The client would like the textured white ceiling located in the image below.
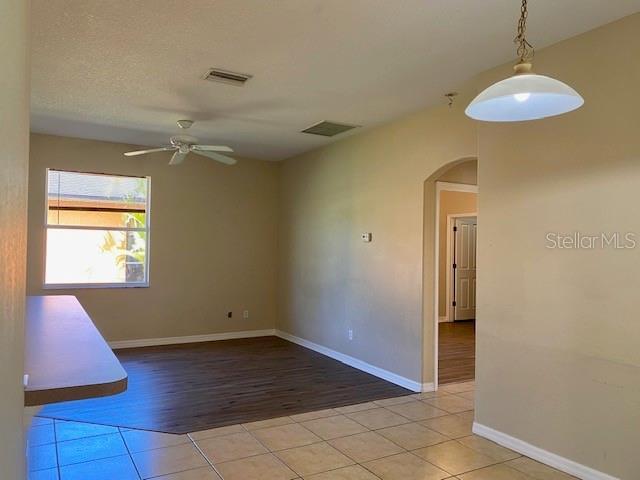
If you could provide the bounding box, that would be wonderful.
[31,0,640,160]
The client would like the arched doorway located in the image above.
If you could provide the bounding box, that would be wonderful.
[422,157,478,390]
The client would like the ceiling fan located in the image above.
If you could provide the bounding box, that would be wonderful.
[124,120,236,166]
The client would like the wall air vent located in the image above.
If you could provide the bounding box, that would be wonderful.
[301,121,360,137]
[203,68,252,86]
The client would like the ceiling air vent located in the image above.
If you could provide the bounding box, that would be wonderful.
[203,68,252,86]
[301,121,360,137]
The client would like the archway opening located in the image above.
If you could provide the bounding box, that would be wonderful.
[422,157,478,390]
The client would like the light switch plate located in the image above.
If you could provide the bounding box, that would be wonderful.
[361,233,372,243]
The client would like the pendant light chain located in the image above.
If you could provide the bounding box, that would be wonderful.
[514,0,535,63]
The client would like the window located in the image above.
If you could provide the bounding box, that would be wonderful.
[45,169,150,287]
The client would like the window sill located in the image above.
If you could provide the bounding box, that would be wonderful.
[42,282,150,290]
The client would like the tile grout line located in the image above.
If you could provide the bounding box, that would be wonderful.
[339,449,408,474]
[39,415,126,431]
[309,461,387,480]
[343,410,411,431]
[189,433,226,479]
[239,420,352,479]
[117,427,143,480]
[404,441,530,478]
[382,404,451,421]
[52,420,125,446]
[54,452,137,470]
[48,424,135,472]
[52,419,61,480]
[239,422,310,478]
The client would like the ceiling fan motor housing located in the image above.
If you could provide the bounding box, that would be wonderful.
[170,134,199,146]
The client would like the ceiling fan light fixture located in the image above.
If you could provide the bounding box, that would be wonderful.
[465,0,584,122]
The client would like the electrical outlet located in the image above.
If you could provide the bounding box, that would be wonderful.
[361,232,372,243]
[243,310,249,319]
[348,329,353,341]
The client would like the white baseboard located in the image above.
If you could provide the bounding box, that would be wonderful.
[109,329,276,349]
[438,316,451,323]
[473,422,619,480]
[421,382,435,392]
[275,329,422,392]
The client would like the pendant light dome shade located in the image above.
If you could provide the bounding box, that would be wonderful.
[464,1,584,122]
[465,70,584,122]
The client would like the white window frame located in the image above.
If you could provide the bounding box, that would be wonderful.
[43,168,152,289]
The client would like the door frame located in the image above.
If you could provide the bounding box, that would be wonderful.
[446,213,478,322]
[433,181,478,390]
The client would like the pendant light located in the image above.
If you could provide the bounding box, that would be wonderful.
[465,0,584,122]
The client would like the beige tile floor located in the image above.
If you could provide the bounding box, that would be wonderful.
[28,381,577,480]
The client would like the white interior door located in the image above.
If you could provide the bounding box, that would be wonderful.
[453,216,477,321]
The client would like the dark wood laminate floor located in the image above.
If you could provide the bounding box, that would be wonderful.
[40,336,411,434]
[438,320,475,385]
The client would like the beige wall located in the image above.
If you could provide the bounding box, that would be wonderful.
[279,12,640,478]
[438,190,477,318]
[27,134,280,342]
[278,97,477,384]
[0,0,29,477]
[474,14,640,478]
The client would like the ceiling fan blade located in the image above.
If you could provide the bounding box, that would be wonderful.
[191,144,234,153]
[124,146,176,157]
[191,149,237,165]
[169,151,188,166]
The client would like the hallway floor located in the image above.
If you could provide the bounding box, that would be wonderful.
[438,320,475,385]
[28,381,576,480]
